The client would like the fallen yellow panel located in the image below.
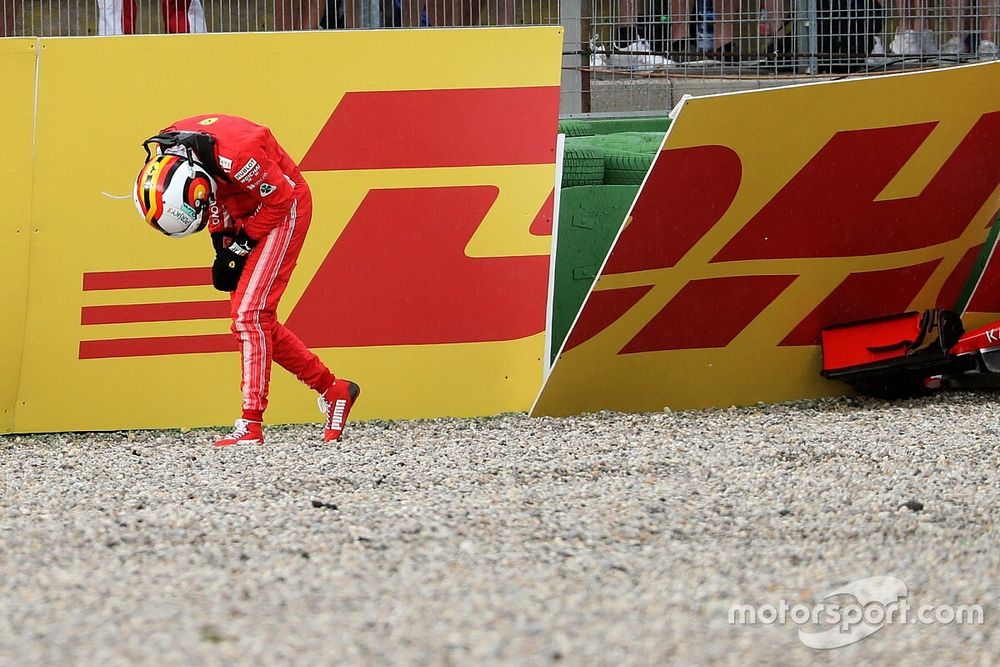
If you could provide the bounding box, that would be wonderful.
[534,62,1000,416]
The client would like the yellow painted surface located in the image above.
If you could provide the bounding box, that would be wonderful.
[0,38,37,432]
[8,27,562,433]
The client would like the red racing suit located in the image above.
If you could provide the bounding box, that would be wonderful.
[164,114,334,421]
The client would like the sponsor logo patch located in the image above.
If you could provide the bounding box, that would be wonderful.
[164,205,194,224]
[234,158,259,183]
[219,156,232,171]
[259,183,276,197]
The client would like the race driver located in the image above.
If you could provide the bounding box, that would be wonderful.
[141,114,360,447]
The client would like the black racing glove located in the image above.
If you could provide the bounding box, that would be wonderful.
[211,230,257,292]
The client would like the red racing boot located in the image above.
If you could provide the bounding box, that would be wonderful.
[214,419,264,447]
[318,380,361,442]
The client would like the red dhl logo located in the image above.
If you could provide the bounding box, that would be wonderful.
[80,87,560,360]
[564,111,1000,354]
[81,103,1000,361]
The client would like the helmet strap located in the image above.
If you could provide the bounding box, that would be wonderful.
[141,131,230,183]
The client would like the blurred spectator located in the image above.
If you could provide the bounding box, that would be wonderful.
[399,0,477,26]
[651,0,693,51]
[390,0,427,25]
[813,0,885,64]
[941,0,997,56]
[97,0,207,34]
[613,0,641,48]
[2,0,14,36]
[648,0,738,55]
[757,0,789,48]
[707,0,739,52]
[481,0,516,25]
[888,0,936,54]
[602,0,674,66]
[276,0,344,30]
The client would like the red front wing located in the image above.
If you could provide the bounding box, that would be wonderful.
[820,309,1000,396]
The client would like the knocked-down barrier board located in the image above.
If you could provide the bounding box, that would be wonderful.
[0,28,563,433]
[534,62,1000,416]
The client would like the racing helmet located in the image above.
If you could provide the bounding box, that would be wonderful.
[133,153,216,238]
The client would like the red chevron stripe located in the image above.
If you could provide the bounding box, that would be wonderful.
[83,267,212,291]
[79,333,235,359]
[81,300,231,325]
[298,87,561,171]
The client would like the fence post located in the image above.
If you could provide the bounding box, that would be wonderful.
[795,0,819,74]
[361,0,382,27]
[561,0,585,114]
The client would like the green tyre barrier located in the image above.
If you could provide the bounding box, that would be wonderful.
[562,145,605,187]
[558,119,595,137]
[575,132,665,154]
[603,152,655,185]
[582,117,671,135]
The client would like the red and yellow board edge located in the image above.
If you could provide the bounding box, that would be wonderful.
[0,38,38,433]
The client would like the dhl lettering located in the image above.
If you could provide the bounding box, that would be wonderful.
[780,261,941,346]
[78,267,232,357]
[88,98,998,361]
[604,145,742,274]
[529,190,555,236]
[81,300,230,326]
[285,186,548,346]
[714,113,1000,261]
[619,275,797,353]
[82,267,210,290]
[79,334,235,360]
[563,286,653,352]
[299,87,560,170]
[80,182,552,358]
[79,86,558,360]
[566,112,1000,353]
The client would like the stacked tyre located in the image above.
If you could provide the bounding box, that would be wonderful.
[560,131,664,186]
[561,141,604,187]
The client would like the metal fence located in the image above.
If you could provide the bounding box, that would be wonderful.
[577,0,998,111]
[2,0,996,113]
[0,0,559,33]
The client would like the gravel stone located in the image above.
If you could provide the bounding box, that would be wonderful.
[2,392,999,665]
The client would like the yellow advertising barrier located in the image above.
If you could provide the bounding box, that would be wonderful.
[534,63,1000,416]
[0,38,37,433]
[6,27,562,433]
